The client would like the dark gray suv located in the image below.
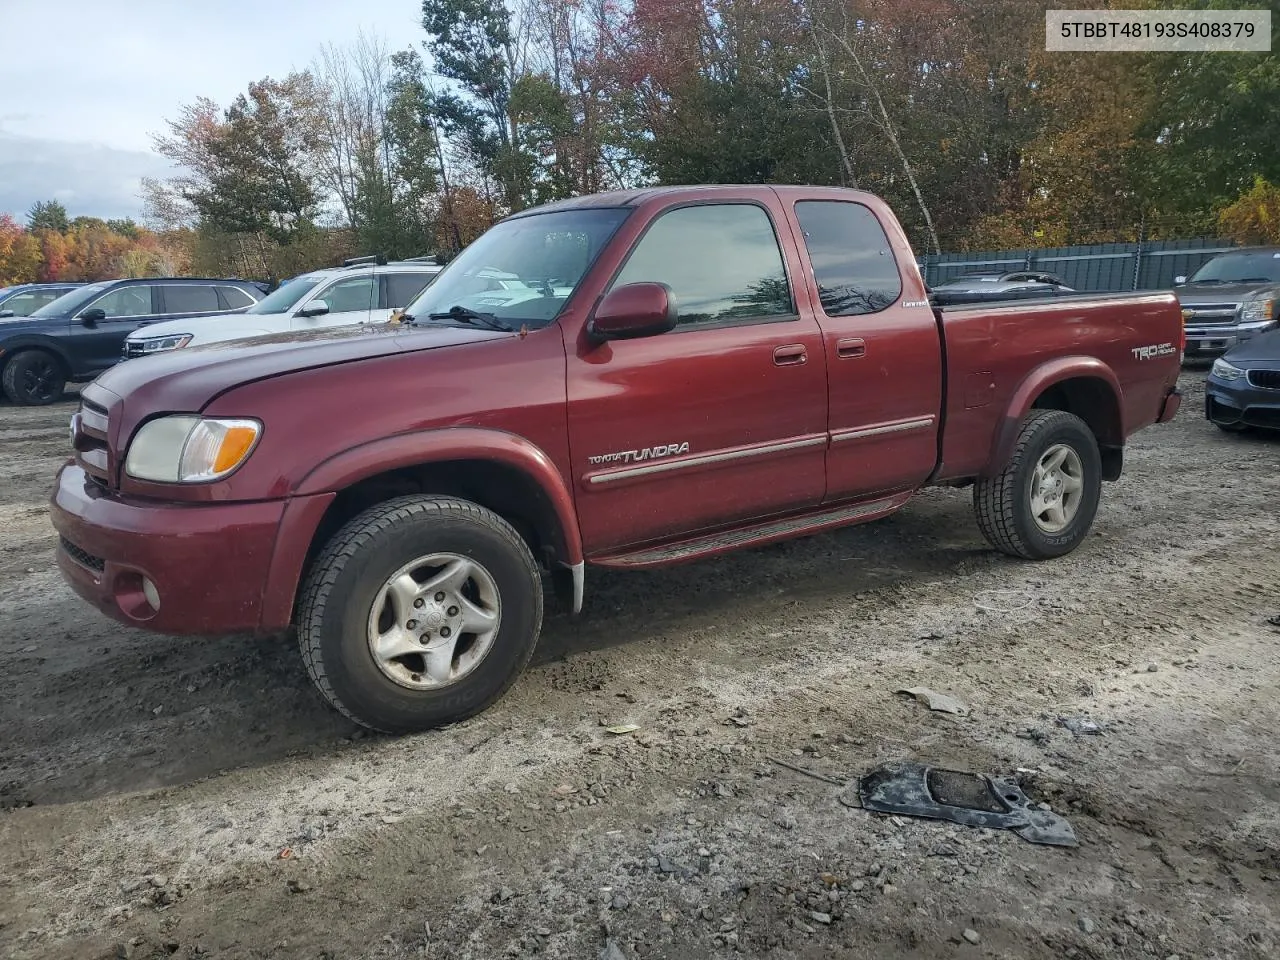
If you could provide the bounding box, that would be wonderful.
[0,277,263,405]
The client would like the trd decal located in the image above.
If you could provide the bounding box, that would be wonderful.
[588,442,690,466]
[1131,342,1176,360]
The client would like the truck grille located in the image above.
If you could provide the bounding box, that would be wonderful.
[1182,303,1239,327]
[59,535,105,573]
[74,397,112,485]
[1248,369,1280,390]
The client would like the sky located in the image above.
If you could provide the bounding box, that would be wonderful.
[0,0,423,223]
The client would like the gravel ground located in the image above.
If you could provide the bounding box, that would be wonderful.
[1,368,1278,960]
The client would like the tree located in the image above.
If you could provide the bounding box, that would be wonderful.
[1136,0,1280,222]
[1218,177,1280,245]
[107,218,141,239]
[421,0,532,209]
[0,215,43,284]
[152,74,328,243]
[26,200,69,234]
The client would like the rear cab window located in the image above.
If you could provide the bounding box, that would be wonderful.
[611,203,795,329]
[794,201,902,316]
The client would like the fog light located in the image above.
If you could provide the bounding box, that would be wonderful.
[142,577,161,612]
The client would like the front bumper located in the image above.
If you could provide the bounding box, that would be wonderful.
[50,463,287,634]
[1184,321,1277,355]
[1205,377,1280,431]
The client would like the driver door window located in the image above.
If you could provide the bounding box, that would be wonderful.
[88,286,155,319]
[611,204,795,329]
[296,276,375,327]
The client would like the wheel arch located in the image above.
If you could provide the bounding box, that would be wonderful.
[261,429,583,631]
[983,358,1124,480]
[0,336,76,380]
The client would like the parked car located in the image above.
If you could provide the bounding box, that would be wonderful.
[52,185,1183,733]
[1175,247,1280,355]
[1204,327,1280,432]
[122,259,442,358]
[928,270,1074,306]
[0,278,263,405]
[0,282,84,318]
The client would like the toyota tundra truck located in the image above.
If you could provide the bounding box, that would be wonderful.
[51,186,1184,733]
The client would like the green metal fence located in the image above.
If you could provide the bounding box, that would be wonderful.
[917,238,1238,292]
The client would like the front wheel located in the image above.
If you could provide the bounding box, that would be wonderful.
[973,410,1102,560]
[296,496,544,733]
[1,350,67,405]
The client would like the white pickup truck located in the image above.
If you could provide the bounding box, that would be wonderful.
[122,259,442,358]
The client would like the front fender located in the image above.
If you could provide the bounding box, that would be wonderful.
[0,334,77,377]
[983,356,1123,477]
[294,426,583,567]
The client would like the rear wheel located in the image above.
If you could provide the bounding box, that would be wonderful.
[1,350,67,405]
[296,495,543,733]
[973,410,1102,560]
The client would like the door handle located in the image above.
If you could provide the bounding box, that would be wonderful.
[837,337,866,359]
[773,344,807,366]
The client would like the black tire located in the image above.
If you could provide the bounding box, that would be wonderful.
[973,410,1102,560]
[296,495,543,733]
[1,350,67,406]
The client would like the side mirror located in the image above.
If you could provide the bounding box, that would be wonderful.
[588,282,677,342]
[1174,275,1187,286]
[80,307,107,325]
[0,309,14,319]
[297,299,330,318]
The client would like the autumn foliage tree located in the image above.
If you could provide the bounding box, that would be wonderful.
[117,0,1280,272]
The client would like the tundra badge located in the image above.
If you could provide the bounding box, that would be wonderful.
[588,442,690,466]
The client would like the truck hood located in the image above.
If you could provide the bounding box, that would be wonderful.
[1225,328,1280,363]
[1176,282,1280,304]
[90,321,511,414]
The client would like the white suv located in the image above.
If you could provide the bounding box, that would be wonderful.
[123,259,442,358]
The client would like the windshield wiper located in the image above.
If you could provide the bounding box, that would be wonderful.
[1232,277,1274,284]
[416,305,515,332]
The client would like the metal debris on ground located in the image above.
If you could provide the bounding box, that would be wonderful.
[896,686,970,716]
[605,724,640,735]
[1058,716,1103,735]
[848,762,1077,847]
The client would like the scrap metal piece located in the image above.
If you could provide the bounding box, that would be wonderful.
[854,762,1077,847]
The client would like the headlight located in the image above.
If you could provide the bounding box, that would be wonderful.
[1211,358,1245,381]
[1239,299,1274,324]
[132,334,194,354]
[124,416,262,483]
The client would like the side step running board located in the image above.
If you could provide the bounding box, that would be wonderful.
[594,492,913,569]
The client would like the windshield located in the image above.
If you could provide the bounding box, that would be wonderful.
[29,282,112,318]
[246,276,324,314]
[1189,251,1280,284]
[402,208,632,329]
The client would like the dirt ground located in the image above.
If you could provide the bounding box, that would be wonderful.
[1,368,1278,960]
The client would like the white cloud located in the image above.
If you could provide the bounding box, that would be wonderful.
[0,0,424,220]
[0,132,175,221]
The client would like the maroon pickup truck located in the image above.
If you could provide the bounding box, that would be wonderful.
[52,186,1183,732]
